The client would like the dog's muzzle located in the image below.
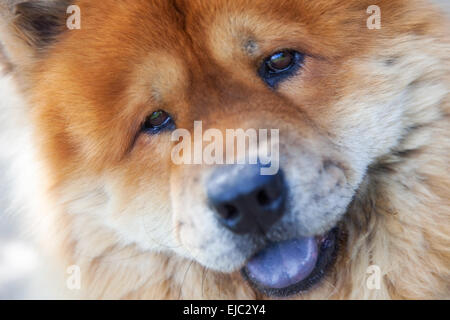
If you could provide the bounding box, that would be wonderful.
[206,163,338,296]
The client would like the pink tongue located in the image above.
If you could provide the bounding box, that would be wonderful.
[245,237,318,289]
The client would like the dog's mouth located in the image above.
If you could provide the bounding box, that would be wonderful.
[242,228,339,297]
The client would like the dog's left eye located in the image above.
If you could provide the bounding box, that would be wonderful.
[142,110,175,134]
[258,50,305,88]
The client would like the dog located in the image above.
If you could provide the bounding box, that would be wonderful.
[0,0,448,299]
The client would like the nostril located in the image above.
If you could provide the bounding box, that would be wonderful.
[221,204,239,220]
[257,189,271,207]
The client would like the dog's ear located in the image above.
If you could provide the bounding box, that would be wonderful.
[0,0,71,68]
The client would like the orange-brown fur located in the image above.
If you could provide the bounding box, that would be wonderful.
[0,0,449,299]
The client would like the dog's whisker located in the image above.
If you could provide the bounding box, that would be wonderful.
[178,259,196,300]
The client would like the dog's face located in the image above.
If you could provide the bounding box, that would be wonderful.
[2,0,446,298]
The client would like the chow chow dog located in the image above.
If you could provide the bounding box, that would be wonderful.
[0,0,448,299]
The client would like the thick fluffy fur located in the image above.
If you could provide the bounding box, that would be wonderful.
[0,0,449,299]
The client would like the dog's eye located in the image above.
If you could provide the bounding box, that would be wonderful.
[258,50,304,88]
[142,110,175,134]
[267,51,295,72]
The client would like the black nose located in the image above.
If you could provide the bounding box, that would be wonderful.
[206,164,286,235]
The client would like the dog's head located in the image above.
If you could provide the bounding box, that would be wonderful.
[1,0,447,298]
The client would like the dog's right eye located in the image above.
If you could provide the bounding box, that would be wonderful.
[142,110,175,134]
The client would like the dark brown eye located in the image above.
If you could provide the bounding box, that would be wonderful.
[266,51,295,72]
[143,110,175,134]
[258,50,305,88]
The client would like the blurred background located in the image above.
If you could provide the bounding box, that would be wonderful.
[0,0,449,300]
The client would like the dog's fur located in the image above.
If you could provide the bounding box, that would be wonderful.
[0,0,449,299]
